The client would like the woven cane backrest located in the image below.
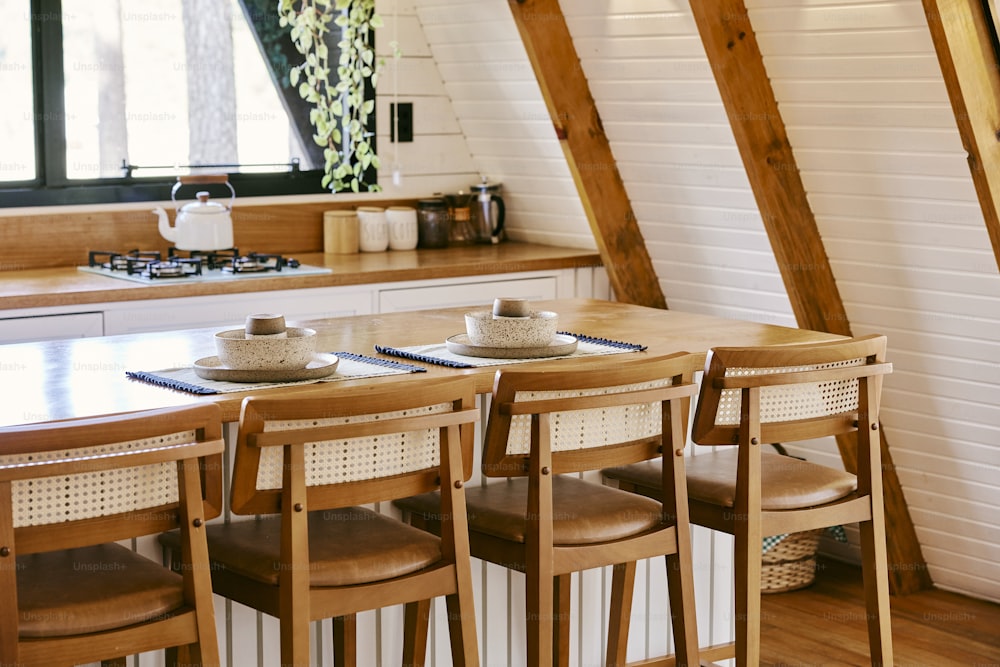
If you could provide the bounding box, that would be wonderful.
[229,377,478,516]
[713,358,864,427]
[483,353,701,477]
[504,380,669,456]
[692,334,890,446]
[0,404,224,553]
[253,403,452,491]
[2,431,192,528]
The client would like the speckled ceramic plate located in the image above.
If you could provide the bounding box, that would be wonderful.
[192,353,339,382]
[445,333,578,359]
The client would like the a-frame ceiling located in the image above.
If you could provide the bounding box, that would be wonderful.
[507,0,1000,596]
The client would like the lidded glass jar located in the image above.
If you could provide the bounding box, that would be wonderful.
[445,191,476,246]
[417,198,450,249]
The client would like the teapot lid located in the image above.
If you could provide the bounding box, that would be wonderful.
[181,191,228,214]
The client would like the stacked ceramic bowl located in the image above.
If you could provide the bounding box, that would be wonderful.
[215,314,317,370]
[464,298,559,349]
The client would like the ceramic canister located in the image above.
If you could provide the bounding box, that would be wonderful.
[323,210,359,254]
[386,206,418,250]
[356,206,389,252]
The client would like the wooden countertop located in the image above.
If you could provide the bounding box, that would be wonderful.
[0,243,602,310]
[0,298,839,427]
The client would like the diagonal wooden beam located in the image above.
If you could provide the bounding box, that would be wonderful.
[922,0,1000,269]
[507,0,666,309]
[689,0,933,594]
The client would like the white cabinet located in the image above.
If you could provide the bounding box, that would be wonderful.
[0,266,606,342]
[378,275,558,312]
[102,286,373,335]
[0,312,104,343]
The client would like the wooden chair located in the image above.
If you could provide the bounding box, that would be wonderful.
[603,334,894,666]
[396,353,703,667]
[0,403,224,667]
[161,377,480,667]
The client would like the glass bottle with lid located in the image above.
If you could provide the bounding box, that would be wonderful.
[444,191,476,245]
[417,198,450,249]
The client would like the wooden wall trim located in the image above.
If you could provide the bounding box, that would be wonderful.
[506,0,666,309]
[0,198,421,270]
[688,0,932,594]
[922,0,1000,269]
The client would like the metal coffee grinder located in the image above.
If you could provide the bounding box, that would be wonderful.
[470,178,505,244]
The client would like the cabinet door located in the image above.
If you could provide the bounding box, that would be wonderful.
[378,276,557,313]
[103,287,373,334]
[0,312,104,343]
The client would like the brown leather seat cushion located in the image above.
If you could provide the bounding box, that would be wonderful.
[161,506,442,587]
[397,475,665,545]
[17,543,184,638]
[604,449,857,511]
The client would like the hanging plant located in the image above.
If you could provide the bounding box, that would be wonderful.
[278,0,384,192]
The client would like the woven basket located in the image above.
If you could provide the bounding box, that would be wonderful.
[760,529,823,594]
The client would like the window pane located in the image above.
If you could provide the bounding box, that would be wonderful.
[61,0,312,181]
[0,1,35,182]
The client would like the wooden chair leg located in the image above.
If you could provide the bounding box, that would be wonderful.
[333,614,357,667]
[553,573,572,667]
[403,599,431,667]
[526,569,555,667]
[444,590,479,667]
[859,518,895,666]
[170,644,201,667]
[606,562,636,667]
[665,552,700,664]
[734,529,762,667]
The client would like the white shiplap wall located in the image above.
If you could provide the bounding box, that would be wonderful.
[373,0,479,197]
[746,0,1000,603]
[413,0,1000,618]
[413,1,596,250]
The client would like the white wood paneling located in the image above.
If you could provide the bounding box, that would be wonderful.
[414,0,1000,614]
[374,0,478,196]
[748,0,1000,598]
[414,0,594,249]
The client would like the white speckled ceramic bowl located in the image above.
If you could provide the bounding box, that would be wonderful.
[215,327,317,370]
[464,310,558,348]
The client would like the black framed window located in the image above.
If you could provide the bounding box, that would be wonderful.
[0,0,372,207]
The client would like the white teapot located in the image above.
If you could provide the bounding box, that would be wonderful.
[153,175,235,250]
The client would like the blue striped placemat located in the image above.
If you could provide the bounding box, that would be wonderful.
[375,332,646,369]
[126,352,424,395]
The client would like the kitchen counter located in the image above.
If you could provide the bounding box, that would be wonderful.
[0,243,601,310]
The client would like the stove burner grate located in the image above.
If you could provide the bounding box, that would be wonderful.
[147,257,204,279]
[87,248,305,280]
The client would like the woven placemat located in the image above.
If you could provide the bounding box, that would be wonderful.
[126,352,424,395]
[374,332,646,369]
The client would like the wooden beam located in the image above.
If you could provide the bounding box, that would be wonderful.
[688,0,933,594]
[688,4,848,337]
[922,0,1000,269]
[506,0,666,309]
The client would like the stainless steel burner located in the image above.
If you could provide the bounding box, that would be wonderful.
[81,248,331,284]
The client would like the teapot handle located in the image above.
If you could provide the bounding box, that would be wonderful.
[171,175,235,209]
[178,174,229,185]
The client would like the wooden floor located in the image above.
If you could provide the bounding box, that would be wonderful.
[754,557,1000,666]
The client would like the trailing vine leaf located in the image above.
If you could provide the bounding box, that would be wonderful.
[278,0,383,193]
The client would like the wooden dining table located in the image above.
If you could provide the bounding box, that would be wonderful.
[0,297,847,665]
[0,298,839,429]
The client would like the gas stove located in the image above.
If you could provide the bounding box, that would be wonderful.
[78,248,332,284]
